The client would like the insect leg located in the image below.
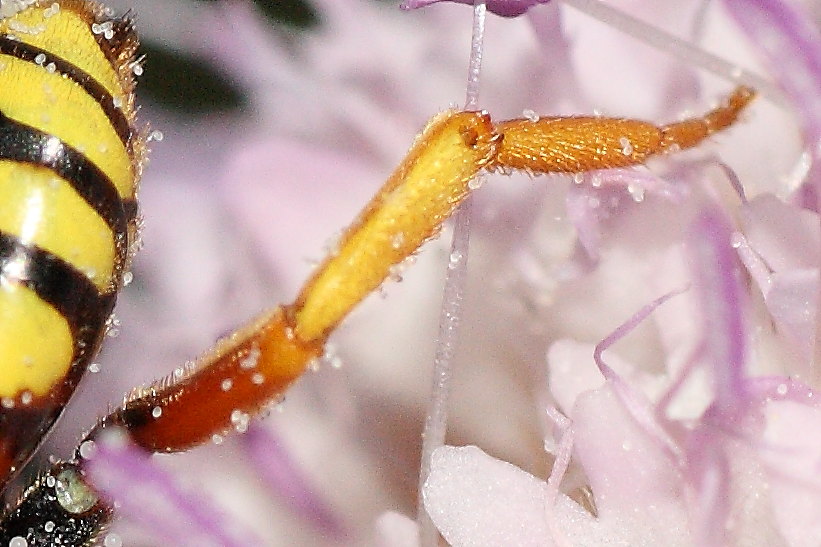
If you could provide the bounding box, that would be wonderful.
[491,86,755,174]
[660,86,755,151]
[92,110,500,452]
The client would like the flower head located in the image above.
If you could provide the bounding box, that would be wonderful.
[35,0,821,545]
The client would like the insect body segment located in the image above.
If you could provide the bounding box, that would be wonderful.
[0,0,140,488]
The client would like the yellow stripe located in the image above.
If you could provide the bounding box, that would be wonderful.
[0,54,134,198]
[0,5,128,100]
[0,161,115,290]
[0,281,73,398]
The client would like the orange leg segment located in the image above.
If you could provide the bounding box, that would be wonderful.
[98,307,323,452]
[92,87,755,453]
[492,86,755,173]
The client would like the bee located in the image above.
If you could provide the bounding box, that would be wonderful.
[0,1,763,545]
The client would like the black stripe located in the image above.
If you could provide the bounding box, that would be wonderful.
[0,36,133,148]
[0,232,115,355]
[122,198,140,225]
[0,112,127,258]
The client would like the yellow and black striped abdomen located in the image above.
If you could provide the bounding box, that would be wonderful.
[0,0,140,485]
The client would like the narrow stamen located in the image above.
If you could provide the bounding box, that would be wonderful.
[417,3,487,546]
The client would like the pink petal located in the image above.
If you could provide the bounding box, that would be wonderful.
[547,339,602,413]
[572,386,689,539]
[741,194,821,272]
[565,169,684,263]
[762,399,821,547]
[424,445,552,545]
[765,269,820,374]
[423,445,597,546]
[738,195,820,374]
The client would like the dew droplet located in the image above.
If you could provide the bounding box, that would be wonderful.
[78,440,96,460]
[626,182,645,203]
[448,251,463,270]
[230,410,250,433]
[391,232,405,250]
[387,263,404,283]
[590,173,603,188]
[239,345,261,370]
[619,136,634,156]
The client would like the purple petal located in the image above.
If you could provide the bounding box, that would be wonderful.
[84,433,262,547]
[722,0,821,192]
[684,430,731,547]
[400,0,551,18]
[722,0,821,129]
[240,424,346,539]
[688,208,747,413]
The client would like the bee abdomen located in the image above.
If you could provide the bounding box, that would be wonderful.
[0,1,141,486]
